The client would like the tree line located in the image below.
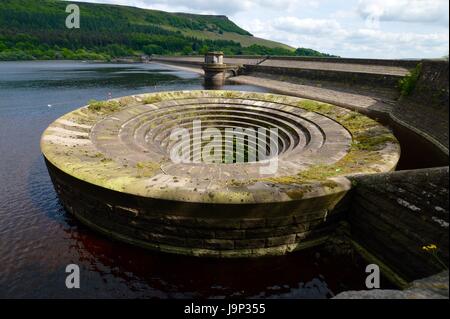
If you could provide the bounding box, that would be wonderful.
[0,0,336,61]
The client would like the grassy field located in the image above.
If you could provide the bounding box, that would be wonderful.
[176,29,294,50]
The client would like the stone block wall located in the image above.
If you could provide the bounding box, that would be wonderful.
[347,167,449,282]
[45,159,345,258]
[408,60,449,109]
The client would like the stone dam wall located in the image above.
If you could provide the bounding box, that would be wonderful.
[152,55,420,68]
[347,167,449,282]
[407,60,449,109]
[391,59,449,158]
[241,64,402,88]
[152,55,419,88]
[46,159,345,258]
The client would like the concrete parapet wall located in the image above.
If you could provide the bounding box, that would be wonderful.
[347,167,449,281]
[242,64,403,88]
[254,56,420,69]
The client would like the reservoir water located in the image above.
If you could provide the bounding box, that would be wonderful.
[0,61,380,298]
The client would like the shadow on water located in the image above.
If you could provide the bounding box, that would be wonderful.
[26,155,68,224]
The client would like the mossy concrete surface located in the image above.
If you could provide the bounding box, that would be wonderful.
[41,90,400,204]
[41,90,400,257]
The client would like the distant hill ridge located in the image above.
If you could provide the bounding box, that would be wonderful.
[0,0,335,61]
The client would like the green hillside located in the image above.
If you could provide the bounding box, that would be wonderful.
[0,0,334,61]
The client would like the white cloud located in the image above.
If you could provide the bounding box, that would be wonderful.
[71,0,449,58]
[153,0,318,14]
[75,0,308,15]
[246,16,449,58]
[149,0,251,15]
[272,17,342,35]
[357,0,449,25]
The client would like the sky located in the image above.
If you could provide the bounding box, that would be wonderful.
[72,0,449,59]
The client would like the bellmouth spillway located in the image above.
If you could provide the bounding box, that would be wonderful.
[41,90,400,257]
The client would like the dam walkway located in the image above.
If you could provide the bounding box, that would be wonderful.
[153,56,448,155]
[152,55,412,77]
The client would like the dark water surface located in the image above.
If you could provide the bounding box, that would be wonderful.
[0,61,376,299]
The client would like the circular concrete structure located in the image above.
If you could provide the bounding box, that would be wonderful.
[41,90,400,257]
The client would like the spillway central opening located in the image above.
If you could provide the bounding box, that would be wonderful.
[138,105,314,164]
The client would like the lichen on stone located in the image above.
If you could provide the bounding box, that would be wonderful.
[42,90,400,203]
[258,99,399,185]
[87,99,121,113]
[143,95,163,104]
[136,161,161,177]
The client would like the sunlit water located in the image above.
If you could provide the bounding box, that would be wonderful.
[0,61,375,298]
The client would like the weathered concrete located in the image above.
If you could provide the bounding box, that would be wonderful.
[254,59,409,76]
[228,75,392,120]
[228,71,449,156]
[203,63,228,86]
[41,90,399,257]
[203,51,226,86]
[242,64,405,88]
[393,60,450,154]
[334,271,449,299]
[141,59,449,286]
[232,59,449,154]
[407,60,449,109]
[348,167,449,281]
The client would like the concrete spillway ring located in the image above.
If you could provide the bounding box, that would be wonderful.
[41,90,400,257]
